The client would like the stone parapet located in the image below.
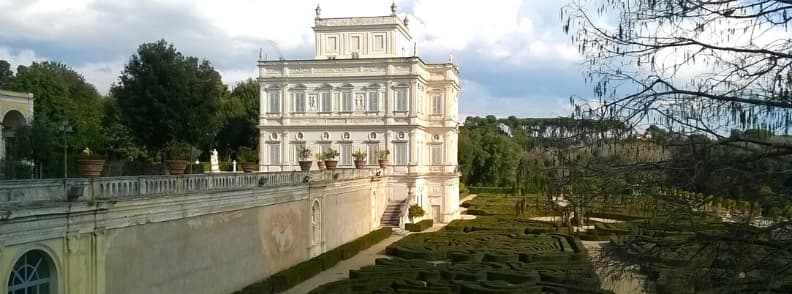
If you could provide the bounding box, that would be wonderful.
[0,169,377,204]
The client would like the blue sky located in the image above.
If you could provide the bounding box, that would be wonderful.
[0,0,590,118]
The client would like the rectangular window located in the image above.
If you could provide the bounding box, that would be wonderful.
[268,92,280,113]
[268,143,281,164]
[394,143,408,165]
[374,35,385,51]
[367,91,379,112]
[342,92,353,112]
[294,92,306,112]
[327,36,338,53]
[340,144,352,166]
[350,36,361,52]
[367,144,379,165]
[395,88,408,111]
[430,145,443,165]
[431,95,443,114]
[321,92,332,112]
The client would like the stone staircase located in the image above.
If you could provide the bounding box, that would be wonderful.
[380,200,404,228]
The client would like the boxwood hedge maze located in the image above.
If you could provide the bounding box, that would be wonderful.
[310,195,614,294]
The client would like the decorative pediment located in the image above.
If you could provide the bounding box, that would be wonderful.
[364,83,381,89]
[291,84,308,90]
[316,83,334,90]
[339,83,355,89]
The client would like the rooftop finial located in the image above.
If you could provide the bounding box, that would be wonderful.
[259,48,264,60]
[315,3,322,19]
[391,0,397,16]
[448,52,454,63]
[403,15,409,27]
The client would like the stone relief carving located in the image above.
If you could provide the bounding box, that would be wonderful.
[355,94,366,110]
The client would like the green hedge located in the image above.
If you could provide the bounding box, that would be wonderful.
[468,186,517,195]
[234,227,392,294]
[405,219,433,232]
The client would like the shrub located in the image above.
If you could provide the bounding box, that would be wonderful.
[405,219,433,232]
[234,227,392,294]
[377,149,390,160]
[236,146,258,163]
[297,145,312,161]
[323,148,339,160]
[352,150,367,161]
[166,141,191,160]
[408,204,425,220]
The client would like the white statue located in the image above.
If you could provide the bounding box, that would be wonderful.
[210,149,220,173]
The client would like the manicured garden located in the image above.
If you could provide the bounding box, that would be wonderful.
[309,194,614,293]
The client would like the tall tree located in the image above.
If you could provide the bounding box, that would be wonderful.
[562,0,792,291]
[9,61,105,178]
[0,60,12,89]
[215,78,260,155]
[112,40,226,157]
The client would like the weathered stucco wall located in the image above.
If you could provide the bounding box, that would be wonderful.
[0,176,389,294]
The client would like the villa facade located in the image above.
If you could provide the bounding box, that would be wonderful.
[256,3,461,222]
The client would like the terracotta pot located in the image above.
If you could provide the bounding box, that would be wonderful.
[378,159,390,168]
[298,160,313,171]
[165,160,189,175]
[324,160,338,170]
[354,160,366,169]
[242,162,258,173]
[316,161,326,170]
[78,159,105,178]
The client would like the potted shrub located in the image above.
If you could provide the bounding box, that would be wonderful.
[297,145,313,171]
[323,148,339,170]
[408,204,425,223]
[237,146,259,173]
[353,150,367,169]
[377,149,390,168]
[77,147,106,178]
[165,141,191,175]
[315,152,326,170]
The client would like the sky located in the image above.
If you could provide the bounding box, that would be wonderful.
[0,0,591,118]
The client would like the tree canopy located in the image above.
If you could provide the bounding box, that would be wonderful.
[112,40,226,155]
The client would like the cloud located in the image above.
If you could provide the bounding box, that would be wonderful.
[0,0,588,118]
[0,46,43,70]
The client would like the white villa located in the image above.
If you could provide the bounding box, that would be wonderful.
[256,2,461,223]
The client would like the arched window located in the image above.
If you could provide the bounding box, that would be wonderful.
[7,250,56,294]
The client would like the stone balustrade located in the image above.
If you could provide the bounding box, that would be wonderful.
[0,169,376,203]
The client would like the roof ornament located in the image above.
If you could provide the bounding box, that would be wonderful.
[391,0,397,16]
[403,15,409,27]
[259,48,264,60]
[448,52,454,63]
[315,3,322,19]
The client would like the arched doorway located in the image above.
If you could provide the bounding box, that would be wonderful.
[6,250,57,294]
[2,110,27,160]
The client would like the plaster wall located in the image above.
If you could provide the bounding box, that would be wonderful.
[0,177,386,294]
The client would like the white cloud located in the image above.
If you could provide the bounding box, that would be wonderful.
[0,0,585,117]
[460,79,569,118]
[0,47,43,71]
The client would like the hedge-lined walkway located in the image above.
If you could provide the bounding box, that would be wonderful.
[284,195,477,294]
[283,225,446,294]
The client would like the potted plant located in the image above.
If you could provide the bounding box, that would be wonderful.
[165,141,191,175]
[297,145,313,171]
[353,150,367,169]
[315,152,326,170]
[323,148,339,170]
[77,147,106,178]
[237,146,259,173]
[408,204,425,223]
[377,149,390,168]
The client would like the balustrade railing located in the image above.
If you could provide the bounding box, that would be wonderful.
[0,169,376,203]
